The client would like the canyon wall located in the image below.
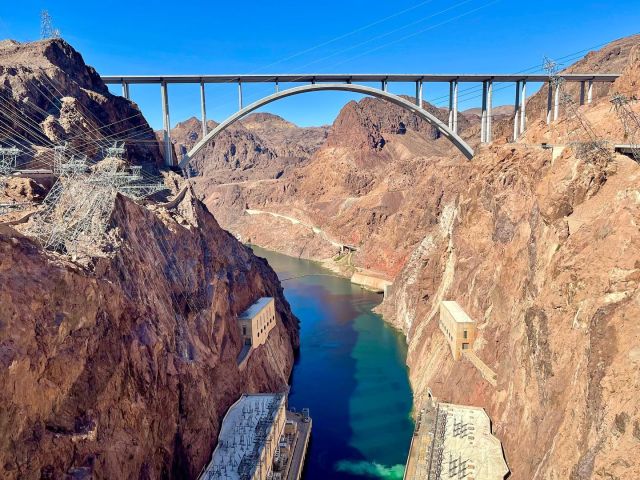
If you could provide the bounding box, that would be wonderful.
[378,37,640,479]
[0,39,299,479]
[193,96,482,276]
[0,189,299,479]
[185,34,640,478]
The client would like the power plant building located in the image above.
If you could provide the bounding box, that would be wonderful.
[439,301,477,360]
[200,393,286,480]
[199,393,312,480]
[239,297,276,348]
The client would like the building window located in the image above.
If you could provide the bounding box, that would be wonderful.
[242,326,247,335]
[462,343,469,350]
[463,330,468,339]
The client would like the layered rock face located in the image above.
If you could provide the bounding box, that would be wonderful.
[0,38,298,480]
[196,97,480,276]
[0,190,299,479]
[168,114,328,188]
[186,34,640,478]
[377,40,640,478]
[0,39,162,167]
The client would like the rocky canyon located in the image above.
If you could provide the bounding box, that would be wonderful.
[0,39,299,479]
[176,34,640,479]
[0,24,639,480]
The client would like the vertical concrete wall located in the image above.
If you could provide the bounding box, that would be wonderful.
[239,297,276,348]
[439,301,476,360]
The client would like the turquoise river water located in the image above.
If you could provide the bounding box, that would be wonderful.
[252,247,414,480]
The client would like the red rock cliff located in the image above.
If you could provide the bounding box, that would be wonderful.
[0,190,299,479]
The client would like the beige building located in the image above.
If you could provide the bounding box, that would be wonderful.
[239,297,276,348]
[404,397,509,480]
[200,393,287,480]
[439,300,476,360]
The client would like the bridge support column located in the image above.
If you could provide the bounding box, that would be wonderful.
[553,81,560,121]
[486,79,493,143]
[238,81,243,110]
[587,79,593,104]
[381,79,388,92]
[448,81,454,129]
[200,80,207,138]
[481,81,487,143]
[579,81,586,106]
[416,80,423,107]
[452,80,458,134]
[546,81,553,125]
[161,81,173,166]
[520,80,527,134]
[513,81,520,141]
[275,79,279,93]
[121,81,130,100]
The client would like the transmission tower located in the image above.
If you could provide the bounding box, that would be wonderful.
[544,56,611,163]
[611,93,640,163]
[0,147,25,216]
[26,142,166,257]
[40,10,61,39]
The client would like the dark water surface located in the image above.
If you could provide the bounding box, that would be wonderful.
[252,247,414,480]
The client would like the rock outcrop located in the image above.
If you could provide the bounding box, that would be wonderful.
[167,115,329,187]
[0,38,298,480]
[196,96,479,275]
[0,39,163,167]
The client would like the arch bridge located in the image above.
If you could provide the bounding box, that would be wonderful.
[101,73,620,167]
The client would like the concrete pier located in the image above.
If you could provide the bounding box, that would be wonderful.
[520,80,527,133]
[452,80,459,133]
[554,81,560,121]
[200,81,207,137]
[121,81,130,100]
[160,81,172,166]
[513,81,520,141]
[481,81,487,142]
[546,81,553,124]
[486,79,493,142]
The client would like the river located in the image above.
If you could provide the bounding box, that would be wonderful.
[251,246,414,480]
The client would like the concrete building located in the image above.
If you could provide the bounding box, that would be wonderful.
[439,301,476,360]
[199,394,312,480]
[201,393,286,480]
[239,297,276,348]
[404,396,509,480]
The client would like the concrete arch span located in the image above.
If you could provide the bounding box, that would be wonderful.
[178,83,474,169]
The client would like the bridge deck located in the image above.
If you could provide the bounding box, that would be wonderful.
[102,73,620,84]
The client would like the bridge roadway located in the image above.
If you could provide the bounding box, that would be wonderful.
[101,72,620,166]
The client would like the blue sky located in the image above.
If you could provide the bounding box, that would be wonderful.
[0,1,638,129]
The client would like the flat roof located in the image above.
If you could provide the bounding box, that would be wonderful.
[239,297,274,320]
[441,300,475,324]
[439,403,509,480]
[101,73,620,85]
[200,393,285,480]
